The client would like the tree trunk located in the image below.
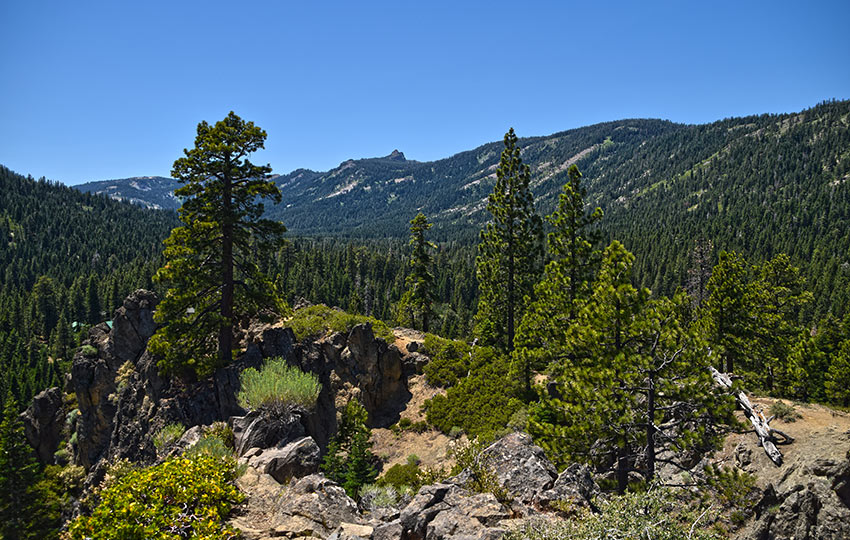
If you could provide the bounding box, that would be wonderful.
[645,372,656,483]
[616,445,629,495]
[219,167,234,369]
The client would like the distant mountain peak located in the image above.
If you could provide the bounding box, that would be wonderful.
[386,149,406,161]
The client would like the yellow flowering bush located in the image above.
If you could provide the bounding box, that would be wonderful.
[69,454,244,539]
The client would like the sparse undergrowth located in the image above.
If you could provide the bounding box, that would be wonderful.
[152,422,185,451]
[504,487,721,540]
[288,304,395,342]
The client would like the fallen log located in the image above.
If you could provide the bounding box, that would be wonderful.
[708,366,792,466]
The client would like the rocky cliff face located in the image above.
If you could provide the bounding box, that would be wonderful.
[66,291,411,482]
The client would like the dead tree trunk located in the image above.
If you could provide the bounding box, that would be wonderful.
[708,366,792,466]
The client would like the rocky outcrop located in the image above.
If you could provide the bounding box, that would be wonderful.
[72,289,158,469]
[398,483,511,540]
[244,437,321,484]
[537,463,600,513]
[21,386,65,464]
[482,432,558,505]
[748,454,850,540]
[270,474,364,538]
[232,409,307,457]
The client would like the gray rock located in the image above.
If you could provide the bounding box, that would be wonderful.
[372,520,403,540]
[21,386,65,464]
[271,474,363,538]
[538,463,600,512]
[399,483,510,540]
[482,432,557,504]
[72,290,158,470]
[747,451,850,540]
[232,409,306,456]
[327,522,374,540]
[247,436,320,484]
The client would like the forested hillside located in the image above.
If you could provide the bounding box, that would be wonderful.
[0,167,177,410]
[78,101,850,319]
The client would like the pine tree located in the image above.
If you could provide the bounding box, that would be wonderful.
[474,128,543,351]
[0,396,58,539]
[149,112,287,376]
[85,274,101,324]
[515,164,602,394]
[320,399,377,499]
[529,242,735,493]
[825,340,850,406]
[402,213,436,332]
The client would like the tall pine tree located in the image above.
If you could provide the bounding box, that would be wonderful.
[515,164,602,393]
[474,128,543,351]
[399,213,436,332]
[149,112,287,376]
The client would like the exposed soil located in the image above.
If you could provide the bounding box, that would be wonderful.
[713,396,850,488]
[370,373,454,471]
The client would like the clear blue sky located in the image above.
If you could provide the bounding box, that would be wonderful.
[1,1,848,185]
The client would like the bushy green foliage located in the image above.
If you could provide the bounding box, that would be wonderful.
[321,399,378,499]
[80,344,98,357]
[421,334,471,387]
[0,397,60,539]
[152,422,185,450]
[504,487,720,540]
[377,455,427,492]
[288,304,395,342]
[185,435,233,461]
[703,464,758,513]
[206,421,235,450]
[69,454,244,540]
[425,347,522,440]
[237,357,321,415]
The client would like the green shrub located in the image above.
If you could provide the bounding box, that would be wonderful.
[185,435,233,461]
[422,334,471,387]
[206,421,235,450]
[80,344,98,357]
[768,400,802,422]
[378,461,423,491]
[703,464,758,513]
[69,454,244,540]
[425,348,522,440]
[448,426,464,439]
[359,484,401,510]
[237,357,321,415]
[503,488,721,540]
[152,422,185,450]
[288,304,394,342]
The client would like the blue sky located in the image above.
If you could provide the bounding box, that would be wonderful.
[1,1,848,185]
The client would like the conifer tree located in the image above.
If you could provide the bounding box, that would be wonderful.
[320,399,377,498]
[85,274,101,324]
[474,128,543,351]
[529,242,735,493]
[400,213,436,332]
[515,164,602,393]
[0,396,58,539]
[149,112,287,376]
